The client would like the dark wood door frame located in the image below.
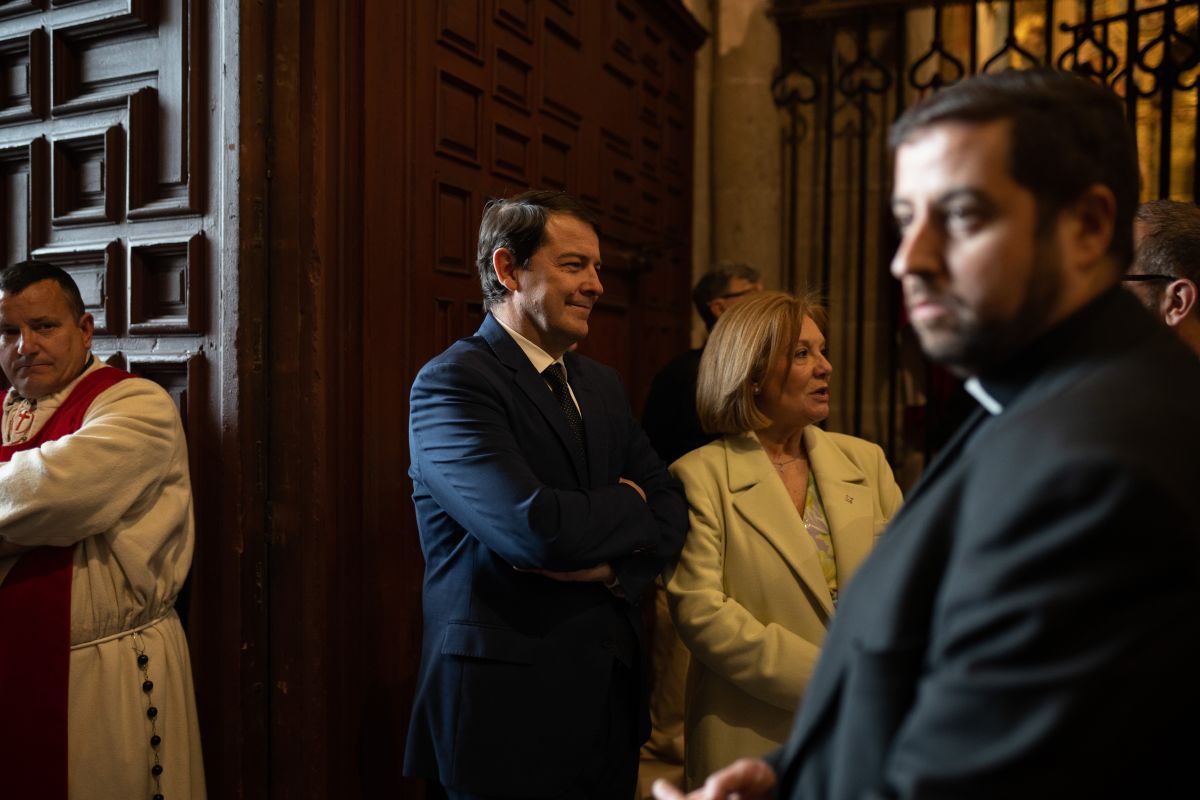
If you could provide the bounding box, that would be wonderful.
[239,0,394,796]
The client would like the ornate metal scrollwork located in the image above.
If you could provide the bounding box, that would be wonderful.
[1057,1,1121,80]
[909,2,965,90]
[839,17,893,98]
[772,54,821,110]
[981,0,1042,73]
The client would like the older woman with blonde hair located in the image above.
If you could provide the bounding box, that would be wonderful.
[666,290,902,788]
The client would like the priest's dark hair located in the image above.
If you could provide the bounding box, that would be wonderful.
[889,68,1139,271]
[0,260,87,320]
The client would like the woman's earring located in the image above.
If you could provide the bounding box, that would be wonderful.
[752,384,760,395]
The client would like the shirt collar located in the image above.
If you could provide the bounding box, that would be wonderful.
[493,315,565,376]
[968,287,1138,416]
[964,377,1004,415]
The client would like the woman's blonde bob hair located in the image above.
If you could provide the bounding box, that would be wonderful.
[696,290,827,435]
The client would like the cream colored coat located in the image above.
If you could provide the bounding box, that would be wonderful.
[666,427,902,789]
[0,360,205,799]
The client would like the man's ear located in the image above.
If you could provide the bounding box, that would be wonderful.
[1063,183,1117,273]
[1164,278,1198,327]
[492,248,520,293]
[78,312,94,349]
[708,297,727,321]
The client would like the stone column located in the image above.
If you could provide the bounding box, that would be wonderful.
[684,0,782,345]
[710,0,783,287]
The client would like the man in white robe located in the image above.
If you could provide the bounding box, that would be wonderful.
[0,260,206,800]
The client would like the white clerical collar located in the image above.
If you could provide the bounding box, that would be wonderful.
[964,377,1004,416]
[494,315,567,376]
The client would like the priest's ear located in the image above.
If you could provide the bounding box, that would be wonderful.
[77,312,94,349]
[492,247,521,294]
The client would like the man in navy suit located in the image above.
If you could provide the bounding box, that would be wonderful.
[656,70,1200,800]
[405,190,688,798]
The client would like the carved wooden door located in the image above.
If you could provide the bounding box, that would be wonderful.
[410,0,704,398]
[0,0,206,394]
[0,1,239,791]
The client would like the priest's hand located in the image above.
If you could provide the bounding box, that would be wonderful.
[652,758,777,800]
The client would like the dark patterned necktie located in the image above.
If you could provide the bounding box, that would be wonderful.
[542,363,586,454]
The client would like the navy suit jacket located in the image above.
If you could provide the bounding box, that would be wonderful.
[767,289,1200,799]
[403,313,688,796]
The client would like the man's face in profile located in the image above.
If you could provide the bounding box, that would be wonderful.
[504,212,604,356]
[889,119,1066,375]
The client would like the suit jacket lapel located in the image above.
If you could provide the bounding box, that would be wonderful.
[804,427,874,582]
[726,432,835,618]
[480,316,589,482]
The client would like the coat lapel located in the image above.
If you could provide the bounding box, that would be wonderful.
[480,315,589,482]
[781,409,989,770]
[804,427,875,583]
[725,432,835,618]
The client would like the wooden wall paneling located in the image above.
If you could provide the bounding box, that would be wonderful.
[128,0,202,217]
[0,1,43,20]
[435,68,484,169]
[408,2,438,376]
[608,1,639,69]
[31,239,120,333]
[489,29,535,193]
[51,125,122,225]
[257,0,388,796]
[494,45,533,116]
[227,0,271,793]
[434,178,476,279]
[638,2,705,412]
[496,0,534,43]
[363,0,421,794]
[438,0,485,65]
[540,12,582,130]
[125,350,200,434]
[323,0,369,790]
[546,0,582,45]
[127,233,203,334]
[585,250,633,377]
[429,0,489,355]
[46,1,198,217]
[0,27,47,122]
[538,115,575,191]
[573,120,602,209]
[265,0,343,795]
[49,4,160,114]
[0,137,46,264]
[591,0,631,372]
